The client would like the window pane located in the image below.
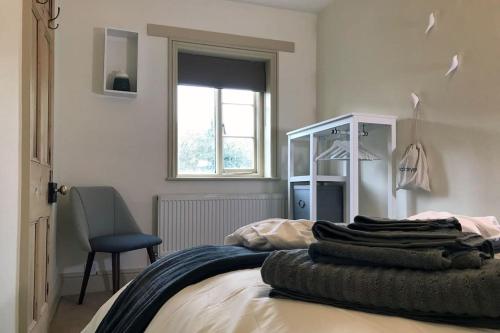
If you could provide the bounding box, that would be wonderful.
[222,89,255,105]
[177,85,216,174]
[223,138,255,170]
[222,105,255,137]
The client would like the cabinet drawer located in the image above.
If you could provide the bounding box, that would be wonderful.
[293,186,310,220]
[292,184,344,222]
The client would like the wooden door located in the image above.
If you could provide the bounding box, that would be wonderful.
[24,1,56,332]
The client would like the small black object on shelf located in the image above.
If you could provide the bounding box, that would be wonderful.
[112,71,131,92]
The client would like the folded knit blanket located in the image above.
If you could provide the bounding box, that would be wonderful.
[261,249,500,328]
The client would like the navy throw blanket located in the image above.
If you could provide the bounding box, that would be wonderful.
[96,245,270,333]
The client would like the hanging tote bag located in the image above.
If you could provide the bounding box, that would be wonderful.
[397,142,431,192]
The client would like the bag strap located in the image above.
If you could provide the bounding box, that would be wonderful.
[403,143,415,156]
[413,105,421,142]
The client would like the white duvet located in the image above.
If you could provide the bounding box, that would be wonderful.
[84,263,500,333]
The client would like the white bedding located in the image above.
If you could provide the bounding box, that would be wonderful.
[224,218,315,250]
[408,211,500,239]
[84,262,500,333]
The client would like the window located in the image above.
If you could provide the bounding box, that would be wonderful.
[177,86,262,175]
[168,41,277,179]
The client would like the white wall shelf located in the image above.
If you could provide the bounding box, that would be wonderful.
[317,175,347,183]
[103,27,138,97]
[290,175,347,183]
[287,113,397,223]
[289,176,311,183]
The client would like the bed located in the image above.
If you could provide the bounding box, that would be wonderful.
[83,255,500,333]
[83,216,500,333]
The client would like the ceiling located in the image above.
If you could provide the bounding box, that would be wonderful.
[228,0,332,13]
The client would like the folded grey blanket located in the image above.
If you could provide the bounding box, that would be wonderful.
[311,219,494,270]
[261,249,500,328]
[309,241,491,270]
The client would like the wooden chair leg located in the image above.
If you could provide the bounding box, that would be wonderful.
[112,252,120,293]
[147,247,156,264]
[78,251,95,304]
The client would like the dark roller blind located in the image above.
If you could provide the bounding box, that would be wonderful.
[178,52,267,92]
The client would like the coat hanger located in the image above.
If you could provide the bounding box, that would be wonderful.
[315,127,380,161]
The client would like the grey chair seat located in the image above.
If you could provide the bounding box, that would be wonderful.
[90,233,162,253]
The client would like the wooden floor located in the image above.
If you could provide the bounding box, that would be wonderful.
[49,292,111,333]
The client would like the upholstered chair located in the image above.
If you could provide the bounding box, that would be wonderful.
[69,186,162,304]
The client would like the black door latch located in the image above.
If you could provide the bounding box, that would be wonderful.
[48,182,68,204]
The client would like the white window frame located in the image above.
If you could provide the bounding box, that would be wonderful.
[167,41,278,180]
[218,89,262,176]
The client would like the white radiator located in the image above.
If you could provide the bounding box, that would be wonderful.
[157,193,286,256]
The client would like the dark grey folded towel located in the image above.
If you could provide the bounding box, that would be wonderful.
[311,219,494,270]
[313,220,464,248]
[313,220,493,250]
[351,216,462,232]
[261,249,500,328]
[309,241,491,270]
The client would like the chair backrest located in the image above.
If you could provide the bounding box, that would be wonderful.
[69,186,141,251]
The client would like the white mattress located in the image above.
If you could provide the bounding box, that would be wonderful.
[83,264,500,333]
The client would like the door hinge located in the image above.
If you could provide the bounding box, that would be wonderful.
[46,282,49,297]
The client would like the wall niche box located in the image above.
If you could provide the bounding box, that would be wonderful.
[103,28,138,97]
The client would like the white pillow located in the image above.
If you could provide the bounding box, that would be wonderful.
[224,218,315,250]
[408,211,500,239]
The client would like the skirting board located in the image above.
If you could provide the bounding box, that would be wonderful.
[60,268,144,296]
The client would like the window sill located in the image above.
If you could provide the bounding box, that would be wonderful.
[166,176,281,181]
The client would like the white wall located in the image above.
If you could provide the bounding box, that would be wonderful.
[317,0,500,218]
[55,0,317,276]
[0,0,22,331]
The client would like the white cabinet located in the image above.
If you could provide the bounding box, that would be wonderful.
[287,113,397,223]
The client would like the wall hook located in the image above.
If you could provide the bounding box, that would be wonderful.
[48,6,60,30]
[35,0,49,4]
